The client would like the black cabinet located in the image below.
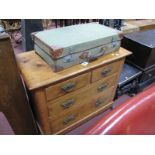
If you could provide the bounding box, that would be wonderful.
[122,30,155,71]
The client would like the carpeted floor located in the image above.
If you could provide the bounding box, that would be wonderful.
[0,112,14,135]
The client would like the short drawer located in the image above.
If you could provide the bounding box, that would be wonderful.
[45,72,91,101]
[47,73,117,119]
[49,86,115,134]
[87,86,115,113]
[92,60,121,82]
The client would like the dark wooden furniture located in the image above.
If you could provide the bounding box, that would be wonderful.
[0,33,38,134]
[122,30,155,71]
[122,30,155,90]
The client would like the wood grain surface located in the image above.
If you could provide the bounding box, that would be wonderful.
[51,101,113,135]
[16,45,131,134]
[92,60,122,82]
[45,72,91,101]
[47,74,117,119]
[16,47,131,90]
[0,34,38,134]
[128,19,155,31]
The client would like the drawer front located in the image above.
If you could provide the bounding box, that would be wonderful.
[49,87,115,134]
[86,86,115,113]
[47,73,117,119]
[92,60,121,82]
[45,72,91,101]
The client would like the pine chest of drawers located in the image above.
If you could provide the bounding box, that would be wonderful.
[16,47,131,134]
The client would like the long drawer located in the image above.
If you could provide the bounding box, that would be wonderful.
[49,86,115,133]
[45,72,91,101]
[47,73,117,119]
[92,60,121,82]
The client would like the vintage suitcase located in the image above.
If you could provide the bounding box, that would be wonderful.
[121,30,155,71]
[32,23,122,72]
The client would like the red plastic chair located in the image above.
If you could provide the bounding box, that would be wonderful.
[84,85,155,135]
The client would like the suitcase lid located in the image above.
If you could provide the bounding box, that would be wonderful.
[124,30,155,48]
[32,23,122,59]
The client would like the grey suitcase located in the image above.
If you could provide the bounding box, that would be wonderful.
[32,23,122,72]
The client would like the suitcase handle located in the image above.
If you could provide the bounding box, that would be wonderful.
[63,114,75,124]
[61,82,76,93]
[87,47,107,62]
[61,99,75,109]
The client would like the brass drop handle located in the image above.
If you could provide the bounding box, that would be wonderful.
[95,99,103,107]
[97,83,107,92]
[63,114,75,124]
[101,68,112,77]
[61,99,75,109]
[61,82,76,93]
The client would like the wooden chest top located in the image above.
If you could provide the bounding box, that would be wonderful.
[16,47,131,90]
[127,19,155,31]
